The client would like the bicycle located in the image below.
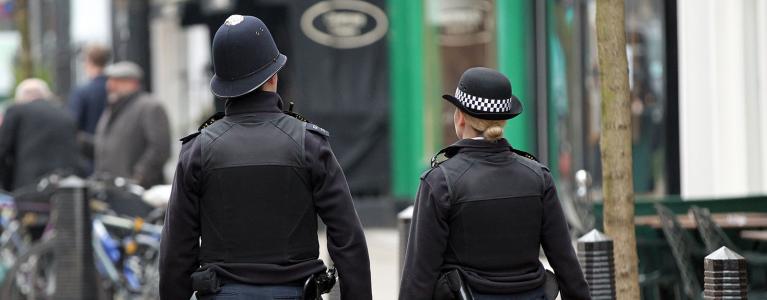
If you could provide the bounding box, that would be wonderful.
[0,175,168,300]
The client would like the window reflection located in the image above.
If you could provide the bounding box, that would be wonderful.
[547,0,670,201]
[428,0,497,146]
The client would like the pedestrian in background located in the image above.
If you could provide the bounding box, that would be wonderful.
[159,15,372,300]
[69,44,111,174]
[0,78,80,191]
[94,61,170,188]
[399,68,590,300]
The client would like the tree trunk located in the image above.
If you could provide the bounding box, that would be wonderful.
[596,0,640,299]
[14,0,33,80]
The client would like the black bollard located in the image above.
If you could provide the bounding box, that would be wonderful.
[577,229,616,300]
[704,246,748,300]
[53,176,97,300]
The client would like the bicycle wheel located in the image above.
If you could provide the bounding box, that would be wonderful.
[139,254,160,300]
[0,237,56,300]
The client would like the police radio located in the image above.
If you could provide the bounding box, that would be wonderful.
[302,266,337,300]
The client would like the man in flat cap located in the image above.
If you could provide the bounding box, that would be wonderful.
[159,15,372,300]
[94,61,170,188]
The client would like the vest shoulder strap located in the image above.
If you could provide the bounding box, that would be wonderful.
[180,112,225,144]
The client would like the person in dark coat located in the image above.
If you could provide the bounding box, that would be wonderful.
[159,15,372,300]
[69,44,110,135]
[69,44,110,174]
[399,68,590,300]
[94,61,170,188]
[0,79,80,191]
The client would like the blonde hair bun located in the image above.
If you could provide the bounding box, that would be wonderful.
[464,114,507,141]
[483,126,504,141]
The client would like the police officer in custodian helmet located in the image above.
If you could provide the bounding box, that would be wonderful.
[399,68,590,300]
[159,15,372,300]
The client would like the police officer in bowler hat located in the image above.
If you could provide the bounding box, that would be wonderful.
[159,15,372,300]
[399,67,590,299]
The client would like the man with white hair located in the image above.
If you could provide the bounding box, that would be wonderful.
[0,78,80,190]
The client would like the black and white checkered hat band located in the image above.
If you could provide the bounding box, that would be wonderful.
[454,88,513,113]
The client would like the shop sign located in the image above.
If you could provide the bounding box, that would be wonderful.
[436,0,494,47]
[301,0,389,49]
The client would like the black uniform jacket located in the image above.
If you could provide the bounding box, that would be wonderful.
[399,138,590,300]
[159,91,372,300]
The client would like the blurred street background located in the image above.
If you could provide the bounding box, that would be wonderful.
[0,0,766,299]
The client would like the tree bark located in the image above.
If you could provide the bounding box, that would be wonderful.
[596,0,640,299]
[14,0,33,80]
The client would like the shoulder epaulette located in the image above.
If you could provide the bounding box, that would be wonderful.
[511,148,539,162]
[306,123,330,137]
[198,112,225,131]
[180,112,224,144]
[430,145,461,168]
[430,151,448,168]
[422,151,446,179]
[179,132,200,144]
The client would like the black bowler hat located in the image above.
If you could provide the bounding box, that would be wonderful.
[443,67,523,120]
[210,15,287,98]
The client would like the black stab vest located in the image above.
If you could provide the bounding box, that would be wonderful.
[197,114,318,264]
[438,149,546,275]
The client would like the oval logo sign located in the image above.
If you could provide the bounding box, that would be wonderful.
[436,1,494,47]
[301,0,389,49]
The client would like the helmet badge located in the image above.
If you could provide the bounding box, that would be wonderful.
[225,15,245,26]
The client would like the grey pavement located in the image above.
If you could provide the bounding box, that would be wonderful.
[320,228,400,299]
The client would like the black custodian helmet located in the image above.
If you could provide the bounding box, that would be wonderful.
[210,15,287,98]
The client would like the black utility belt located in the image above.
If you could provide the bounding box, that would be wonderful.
[191,267,336,300]
[434,269,560,300]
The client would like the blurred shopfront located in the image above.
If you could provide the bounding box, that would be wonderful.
[128,0,767,203]
[543,0,678,198]
[389,0,680,203]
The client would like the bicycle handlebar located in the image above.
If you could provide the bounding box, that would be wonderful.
[94,214,163,236]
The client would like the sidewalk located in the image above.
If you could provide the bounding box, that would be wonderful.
[320,228,400,299]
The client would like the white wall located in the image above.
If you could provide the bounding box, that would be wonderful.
[756,0,767,195]
[69,0,111,86]
[678,0,767,198]
[149,4,213,181]
[70,0,111,45]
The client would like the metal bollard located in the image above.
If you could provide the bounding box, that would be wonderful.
[398,205,413,277]
[577,229,616,300]
[704,247,748,299]
[53,176,97,300]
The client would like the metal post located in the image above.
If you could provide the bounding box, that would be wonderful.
[54,0,72,99]
[496,0,537,153]
[704,247,748,300]
[112,0,152,91]
[53,176,97,300]
[388,0,426,200]
[398,205,413,277]
[577,229,616,300]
